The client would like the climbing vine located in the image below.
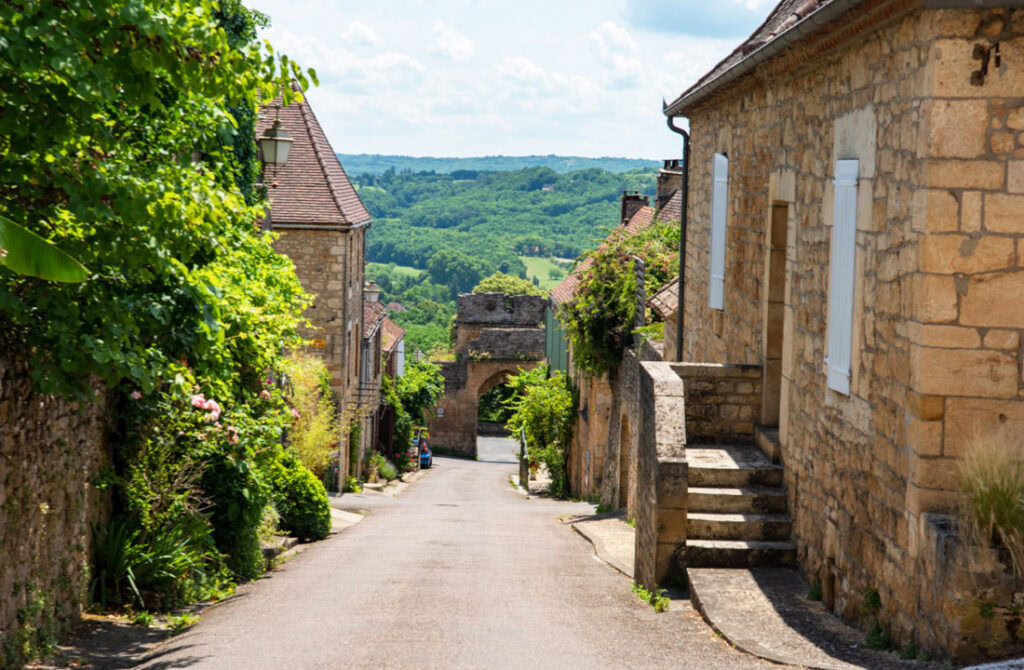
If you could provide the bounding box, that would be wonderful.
[558,218,679,374]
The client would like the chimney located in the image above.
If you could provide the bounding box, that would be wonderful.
[657,159,683,210]
[620,191,649,225]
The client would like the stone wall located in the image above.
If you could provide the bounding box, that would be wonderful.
[678,5,1024,660]
[0,355,111,664]
[466,328,545,361]
[674,363,762,443]
[455,293,546,326]
[631,362,687,591]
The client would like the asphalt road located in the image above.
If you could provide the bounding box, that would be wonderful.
[137,437,779,670]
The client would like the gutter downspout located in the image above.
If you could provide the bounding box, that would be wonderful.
[666,114,689,363]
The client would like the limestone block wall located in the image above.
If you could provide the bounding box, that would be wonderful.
[273,226,365,485]
[0,356,111,659]
[678,5,1024,660]
[673,363,762,443]
[631,361,687,591]
[466,328,545,361]
[455,293,546,327]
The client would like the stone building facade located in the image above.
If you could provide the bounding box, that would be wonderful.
[257,95,373,485]
[661,0,1024,661]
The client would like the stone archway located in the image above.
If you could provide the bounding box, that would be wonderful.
[427,293,546,458]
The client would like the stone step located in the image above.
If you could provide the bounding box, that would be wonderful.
[688,487,788,514]
[755,425,781,463]
[685,539,796,567]
[688,512,792,541]
[687,444,783,487]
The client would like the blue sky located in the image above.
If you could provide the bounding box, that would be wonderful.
[247,1,773,159]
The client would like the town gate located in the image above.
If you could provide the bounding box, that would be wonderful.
[428,293,546,457]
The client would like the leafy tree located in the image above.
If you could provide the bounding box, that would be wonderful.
[473,272,543,296]
[383,360,445,451]
[505,365,575,498]
[427,249,488,298]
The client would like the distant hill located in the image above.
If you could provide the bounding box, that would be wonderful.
[337,153,659,175]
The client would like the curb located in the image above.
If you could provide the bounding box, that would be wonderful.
[568,522,634,579]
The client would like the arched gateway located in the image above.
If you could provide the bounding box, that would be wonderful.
[427,293,546,458]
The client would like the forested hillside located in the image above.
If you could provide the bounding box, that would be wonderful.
[358,165,657,354]
[339,153,658,175]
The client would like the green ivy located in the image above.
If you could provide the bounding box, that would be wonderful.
[559,218,679,374]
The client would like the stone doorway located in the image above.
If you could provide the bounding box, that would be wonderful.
[761,202,788,426]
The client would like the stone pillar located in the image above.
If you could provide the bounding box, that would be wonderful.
[633,361,688,589]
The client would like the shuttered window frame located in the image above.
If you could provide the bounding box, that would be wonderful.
[709,153,728,310]
[826,158,859,395]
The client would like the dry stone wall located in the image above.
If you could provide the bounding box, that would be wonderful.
[679,5,1024,661]
[0,355,111,664]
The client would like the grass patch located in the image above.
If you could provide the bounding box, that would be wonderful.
[959,428,1024,582]
[367,261,422,280]
[519,256,567,291]
[595,502,612,514]
[631,581,669,613]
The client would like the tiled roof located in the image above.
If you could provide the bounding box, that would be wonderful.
[665,0,851,114]
[386,302,406,312]
[363,301,387,338]
[550,190,682,306]
[257,93,371,227]
[649,278,679,319]
[381,318,405,353]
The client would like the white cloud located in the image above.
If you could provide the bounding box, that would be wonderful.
[340,20,379,46]
[588,21,643,89]
[432,20,475,62]
[494,57,603,115]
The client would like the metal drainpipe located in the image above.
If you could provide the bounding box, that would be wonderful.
[666,115,689,363]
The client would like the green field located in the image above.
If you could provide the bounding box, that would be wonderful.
[368,261,422,280]
[519,256,569,291]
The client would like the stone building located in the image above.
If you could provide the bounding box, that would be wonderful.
[256,95,373,486]
[655,0,1024,661]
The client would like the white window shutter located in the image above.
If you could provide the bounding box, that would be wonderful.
[826,159,859,395]
[709,153,728,309]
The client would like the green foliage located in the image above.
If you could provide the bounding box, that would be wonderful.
[89,514,221,611]
[132,611,156,628]
[595,503,612,514]
[560,216,679,374]
[342,476,362,494]
[0,0,313,399]
[168,613,200,636]
[257,503,281,543]
[282,352,339,480]
[899,641,918,660]
[477,383,516,424]
[473,272,544,296]
[959,430,1024,583]
[865,621,893,651]
[0,214,89,282]
[338,154,659,175]
[807,580,823,601]
[382,360,444,456]
[369,451,398,482]
[427,249,489,298]
[504,365,575,498]
[631,581,669,613]
[268,452,331,542]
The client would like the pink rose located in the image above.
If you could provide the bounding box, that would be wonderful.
[259,390,271,401]
[291,408,300,419]
[130,391,142,400]
[191,394,206,408]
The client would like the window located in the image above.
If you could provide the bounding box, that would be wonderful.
[826,159,859,395]
[709,153,728,309]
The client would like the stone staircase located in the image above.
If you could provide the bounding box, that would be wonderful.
[684,442,795,567]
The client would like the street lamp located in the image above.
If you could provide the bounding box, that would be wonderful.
[259,119,293,166]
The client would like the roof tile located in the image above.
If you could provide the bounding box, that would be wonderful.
[257,95,371,227]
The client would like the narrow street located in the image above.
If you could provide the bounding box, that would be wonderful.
[137,437,779,670]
